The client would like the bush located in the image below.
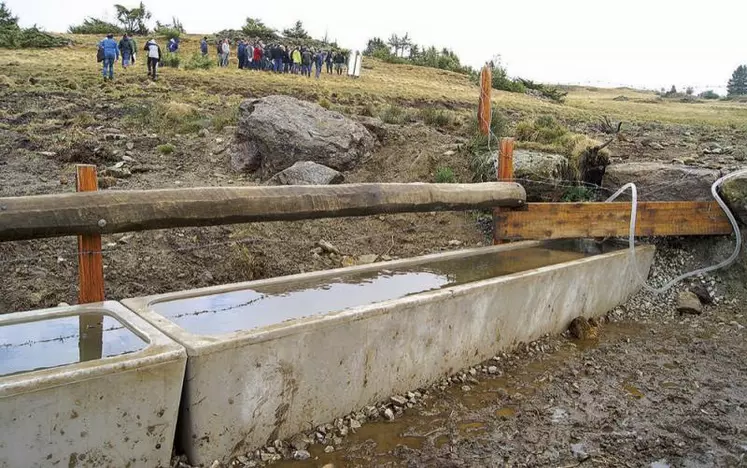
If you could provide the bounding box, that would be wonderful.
[157,143,175,155]
[419,108,453,128]
[184,52,213,70]
[161,52,181,68]
[0,25,69,49]
[699,90,720,100]
[435,167,456,183]
[155,26,181,40]
[211,106,238,132]
[561,185,596,202]
[68,17,123,35]
[380,104,407,124]
[126,101,206,134]
[466,106,510,183]
[318,98,332,110]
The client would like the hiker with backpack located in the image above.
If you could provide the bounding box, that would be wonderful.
[98,34,119,81]
[118,34,134,69]
[144,38,162,80]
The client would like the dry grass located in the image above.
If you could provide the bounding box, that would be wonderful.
[0,34,745,131]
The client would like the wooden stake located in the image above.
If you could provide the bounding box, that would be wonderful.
[494,138,515,244]
[478,65,492,136]
[76,164,104,362]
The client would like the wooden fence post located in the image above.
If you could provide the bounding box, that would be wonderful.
[76,164,104,361]
[494,138,515,244]
[478,65,492,136]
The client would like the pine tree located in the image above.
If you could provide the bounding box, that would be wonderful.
[727,65,747,97]
[283,20,309,40]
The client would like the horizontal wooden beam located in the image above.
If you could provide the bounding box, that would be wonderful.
[494,201,732,241]
[0,182,526,242]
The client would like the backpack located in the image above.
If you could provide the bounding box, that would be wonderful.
[96,44,104,63]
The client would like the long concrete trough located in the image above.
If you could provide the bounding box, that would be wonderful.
[124,240,655,465]
[0,302,187,468]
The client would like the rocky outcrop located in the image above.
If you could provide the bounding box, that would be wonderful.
[513,149,569,201]
[231,95,376,176]
[267,161,344,186]
[603,162,720,201]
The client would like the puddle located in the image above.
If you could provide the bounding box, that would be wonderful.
[0,313,147,377]
[271,321,648,467]
[152,240,621,336]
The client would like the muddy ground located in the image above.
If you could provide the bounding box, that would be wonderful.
[261,241,747,468]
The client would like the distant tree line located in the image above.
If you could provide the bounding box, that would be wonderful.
[364,34,470,75]
[68,2,183,40]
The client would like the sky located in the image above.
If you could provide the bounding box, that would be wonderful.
[8,0,746,94]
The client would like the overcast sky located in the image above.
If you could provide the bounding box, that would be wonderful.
[8,0,746,93]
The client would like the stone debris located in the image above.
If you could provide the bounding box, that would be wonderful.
[570,443,590,461]
[292,450,310,461]
[390,395,407,406]
[677,290,703,315]
[382,408,395,420]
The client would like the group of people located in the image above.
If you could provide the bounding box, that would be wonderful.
[98,33,163,80]
[201,37,349,78]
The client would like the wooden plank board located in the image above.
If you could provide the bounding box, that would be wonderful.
[0,182,526,242]
[494,201,732,241]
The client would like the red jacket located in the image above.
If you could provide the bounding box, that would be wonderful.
[253,47,262,61]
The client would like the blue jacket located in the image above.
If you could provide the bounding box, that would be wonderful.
[238,43,246,57]
[100,38,119,59]
[200,40,208,54]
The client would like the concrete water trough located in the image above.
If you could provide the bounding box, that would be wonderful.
[0,301,187,468]
[123,240,655,465]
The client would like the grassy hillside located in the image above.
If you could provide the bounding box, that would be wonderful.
[2,34,746,130]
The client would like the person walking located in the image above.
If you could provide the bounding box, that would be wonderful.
[291,47,301,74]
[144,38,162,80]
[237,40,246,69]
[221,39,230,67]
[325,49,333,74]
[301,48,312,77]
[200,37,208,56]
[118,34,132,69]
[314,50,324,79]
[99,34,119,81]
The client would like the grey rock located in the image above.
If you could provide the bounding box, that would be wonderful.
[267,161,344,186]
[105,166,132,179]
[513,150,570,202]
[488,366,499,374]
[198,128,210,138]
[390,395,408,406]
[570,443,589,461]
[292,450,311,461]
[689,283,713,305]
[603,163,719,201]
[232,95,375,175]
[382,408,395,420]
[289,434,309,451]
[324,445,335,453]
[355,116,388,142]
[720,173,747,226]
[650,460,670,468]
[677,291,703,315]
[316,240,341,255]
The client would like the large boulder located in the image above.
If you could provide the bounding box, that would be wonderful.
[231,95,376,176]
[720,173,747,225]
[267,161,344,186]
[603,162,720,201]
[513,149,570,201]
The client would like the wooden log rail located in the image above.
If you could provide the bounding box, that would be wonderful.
[0,182,526,242]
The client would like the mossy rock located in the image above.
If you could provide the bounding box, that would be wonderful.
[720,175,747,225]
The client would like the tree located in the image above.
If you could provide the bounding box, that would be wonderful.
[685,86,694,95]
[242,17,276,40]
[399,33,412,57]
[0,2,18,29]
[364,37,388,56]
[387,34,400,56]
[727,65,747,97]
[283,20,309,39]
[69,17,124,34]
[669,85,677,94]
[114,2,151,35]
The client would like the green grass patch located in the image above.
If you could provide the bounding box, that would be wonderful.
[434,166,456,183]
[419,108,453,128]
[157,143,175,154]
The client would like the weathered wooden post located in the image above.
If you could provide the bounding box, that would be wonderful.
[76,164,104,361]
[478,64,492,136]
[494,138,515,244]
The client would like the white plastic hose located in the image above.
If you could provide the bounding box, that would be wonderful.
[606,169,747,294]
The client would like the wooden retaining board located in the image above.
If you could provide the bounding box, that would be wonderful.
[494,201,732,241]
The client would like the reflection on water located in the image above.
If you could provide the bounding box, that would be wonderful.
[0,314,147,377]
[152,240,616,336]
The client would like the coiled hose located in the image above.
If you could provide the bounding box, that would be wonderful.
[605,169,747,294]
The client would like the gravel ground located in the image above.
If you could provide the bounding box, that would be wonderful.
[179,237,747,468]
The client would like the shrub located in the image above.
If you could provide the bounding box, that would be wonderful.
[561,185,596,202]
[68,17,123,35]
[435,167,456,183]
[466,106,510,183]
[184,52,213,70]
[155,26,181,40]
[211,106,238,132]
[126,101,206,134]
[360,103,377,117]
[157,143,175,154]
[699,90,720,100]
[380,104,407,124]
[161,52,181,68]
[419,108,453,128]
[318,98,332,110]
